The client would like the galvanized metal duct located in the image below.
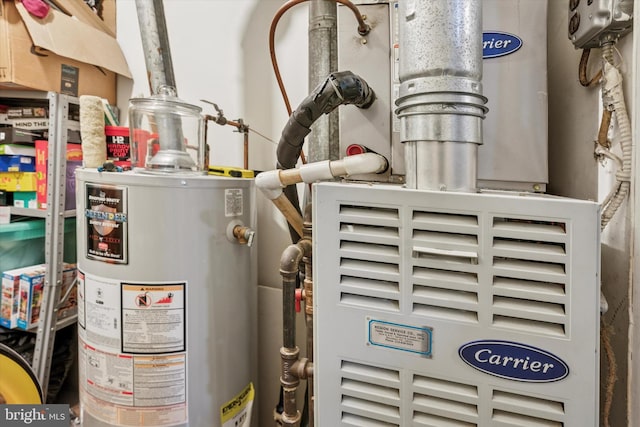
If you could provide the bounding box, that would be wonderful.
[135,0,194,171]
[308,0,340,163]
[135,0,176,95]
[396,0,487,192]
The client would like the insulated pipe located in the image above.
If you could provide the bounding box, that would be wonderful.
[257,153,387,237]
[276,71,376,240]
[396,0,487,192]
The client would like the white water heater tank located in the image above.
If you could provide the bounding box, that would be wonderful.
[75,169,257,427]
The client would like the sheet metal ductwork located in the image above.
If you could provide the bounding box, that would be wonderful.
[396,0,487,192]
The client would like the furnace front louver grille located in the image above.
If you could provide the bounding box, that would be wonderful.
[338,205,401,311]
[491,389,565,426]
[340,360,401,426]
[411,210,480,323]
[412,375,479,426]
[491,217,569,338]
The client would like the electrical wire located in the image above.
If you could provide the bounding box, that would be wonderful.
[268,0,370,165]
[599,43,632,230]
[596,42,633,427]
[579,48,602,87]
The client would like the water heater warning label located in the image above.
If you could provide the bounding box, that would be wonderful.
[225,188,243,217]
[78,273,188,426]
[368,319,432,356]
[121,283,186,354]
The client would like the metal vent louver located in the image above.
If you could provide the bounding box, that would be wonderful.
[491,217,569,338]
[412,374,479,426]
[340,360,401,426]
[338,205,401,312]
[491,389,565,426]
[411,210,480,323]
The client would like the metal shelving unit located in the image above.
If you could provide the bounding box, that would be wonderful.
[1,90,78,398]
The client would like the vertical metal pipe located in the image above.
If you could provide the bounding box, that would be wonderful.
[308,0,339,162]
[135,0,177,95]
[396,0,487,192]
[134,0,189,168]
[279,240,311,427]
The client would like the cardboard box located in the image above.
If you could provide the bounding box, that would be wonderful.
[57,263,77,319]
[0,126,43,144]
[7,105,48,119]
[0,154,35,172]
[0,0,130,104]
[16,265,46,330]
[35,139,82,209]
[3,119,82,143]
[12,191,37,208]
[0,190,11,205]
[17,262,76,330]
[0,171,36,191]
[0,144,35,156]
[0,263,45,328]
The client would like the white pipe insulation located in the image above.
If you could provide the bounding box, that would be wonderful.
[257,153,386,238]
[256,152,388,200]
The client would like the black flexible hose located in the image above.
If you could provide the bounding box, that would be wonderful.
[276,71,376,242]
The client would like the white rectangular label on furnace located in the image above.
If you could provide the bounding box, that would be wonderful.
[368,319,432,356]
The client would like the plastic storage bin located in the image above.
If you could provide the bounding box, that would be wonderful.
[0,218,76,274]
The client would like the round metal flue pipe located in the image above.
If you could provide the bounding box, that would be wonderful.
[396,0,487,192]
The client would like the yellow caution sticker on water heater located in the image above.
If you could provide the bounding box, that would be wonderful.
[220,382,254,426]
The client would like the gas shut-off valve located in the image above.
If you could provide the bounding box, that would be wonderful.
[227,220,255,247]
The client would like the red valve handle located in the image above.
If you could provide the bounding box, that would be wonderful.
[295,289,303,313]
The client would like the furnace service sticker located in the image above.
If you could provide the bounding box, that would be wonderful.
[368,319,432,357]
[85,183,128,263]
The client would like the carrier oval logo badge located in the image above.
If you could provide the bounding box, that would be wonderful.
[483,32,523,58]
[458,340,569,382]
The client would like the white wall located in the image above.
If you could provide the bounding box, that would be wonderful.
[116,1,309,424]
[547,2,636,426]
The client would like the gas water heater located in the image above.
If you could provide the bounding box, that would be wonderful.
[76,89,257,427]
